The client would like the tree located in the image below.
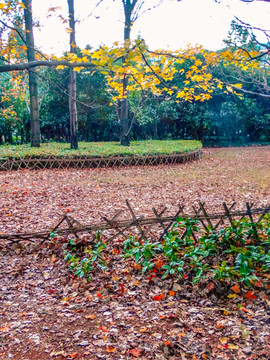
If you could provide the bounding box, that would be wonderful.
[1,1,250,148]
[119,0,143,146]
[118,0,169,145]
[67,0,78,149]
[22,0,40,147]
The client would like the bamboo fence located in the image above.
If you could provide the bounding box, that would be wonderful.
[0,201,269,245]
[0,150,201,171]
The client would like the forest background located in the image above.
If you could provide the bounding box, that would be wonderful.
[0,0,270,149]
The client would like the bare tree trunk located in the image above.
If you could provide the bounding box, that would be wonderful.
[119,0,137,146]
[68,0,78,149]
[119,76,130,146]
[23,0,40,147]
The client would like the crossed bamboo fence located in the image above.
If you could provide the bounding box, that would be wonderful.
[0,201,269,246]
[0,150,201,171]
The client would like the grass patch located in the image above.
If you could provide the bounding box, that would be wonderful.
[0,140,202,159]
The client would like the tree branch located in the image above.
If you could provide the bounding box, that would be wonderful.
[0,60,95,73]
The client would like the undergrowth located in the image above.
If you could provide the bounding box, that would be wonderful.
[62,215,270,295]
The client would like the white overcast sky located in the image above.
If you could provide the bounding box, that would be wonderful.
[32,0,270,56]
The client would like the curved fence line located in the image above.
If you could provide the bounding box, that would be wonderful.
[0,149,202,171]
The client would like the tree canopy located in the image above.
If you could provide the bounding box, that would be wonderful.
[0,0,269,146]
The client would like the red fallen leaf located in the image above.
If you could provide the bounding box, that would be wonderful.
[183,273,188,280]
[206,282,215,291]
[119,283,125,293]
[98,325,109,332]
[97,292,102,298]
[254,280,262,288]
[240,306,248,312]
[153,293,165,301]
[245,290,257,300]
[158,315,166,319]
[129,348,141,357]
[48,289,55,294]
[67,353,78,358]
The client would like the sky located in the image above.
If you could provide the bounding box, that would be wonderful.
[32,0,270,56]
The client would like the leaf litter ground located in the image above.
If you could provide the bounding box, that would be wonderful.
[0,147,270,360]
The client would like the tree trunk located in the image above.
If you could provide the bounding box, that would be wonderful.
[119,76,130,146]
[119,1,137,146]
[23,0,40,147]
[69,68,78,149]
[67,0,78,149]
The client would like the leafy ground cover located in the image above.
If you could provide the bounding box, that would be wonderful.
[0,140,201,159]
[0,146,270,360]
[64,216,270,288]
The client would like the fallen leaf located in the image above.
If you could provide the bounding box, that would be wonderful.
[153,293,165,301]
[206,282,215,291]
[98,325,109,332]
[227,294,237,299]
[220,337,228,345]
[244,290,257,300]
[140,327,147,332]
[106,346,116,353]
[85,314,96,320]
[67,353,78,359]
[254,279,262,287]
[231,284,241,294]
[129,348,141,357]
[216,321,226,330]
[177,332,186,341]
[0,326,9,332]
